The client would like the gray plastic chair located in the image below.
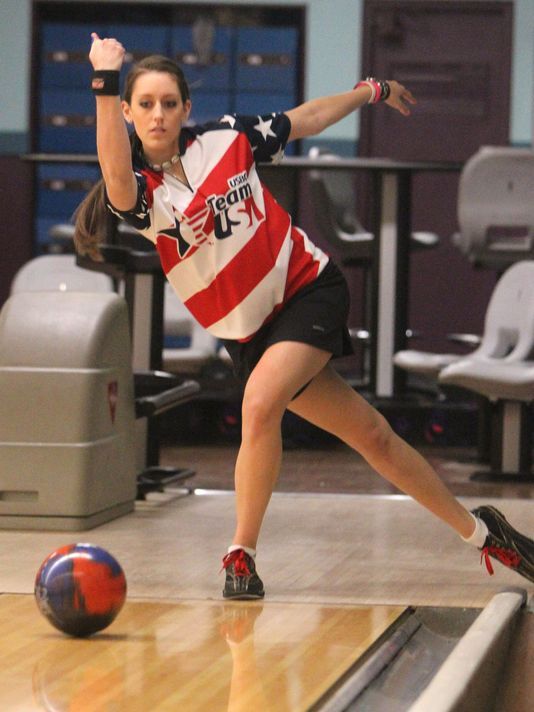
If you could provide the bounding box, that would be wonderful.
[395,146,534,381]
[307,146,375,267]
[162,283,218,374]
[10,254,114,294]
[307,146,439,265]
[453,146,534,269]
[438,260,534,481]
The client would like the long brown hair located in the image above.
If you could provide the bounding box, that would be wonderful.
[73,56,190,259]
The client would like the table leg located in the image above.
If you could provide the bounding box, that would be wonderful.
[373,171,411,398]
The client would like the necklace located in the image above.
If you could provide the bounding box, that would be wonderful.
[147,151,181,172]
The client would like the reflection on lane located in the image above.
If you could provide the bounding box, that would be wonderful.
[0,596,403,711]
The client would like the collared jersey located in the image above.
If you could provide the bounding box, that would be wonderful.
[107,112,328,340]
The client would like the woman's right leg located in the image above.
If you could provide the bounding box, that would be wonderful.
[231,341,332,550]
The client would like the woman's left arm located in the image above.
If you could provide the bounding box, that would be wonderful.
[285,80,416,142]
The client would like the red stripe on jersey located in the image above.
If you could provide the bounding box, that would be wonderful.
[283,228,321,302]
[183,132,254,218]
[185,191,290,328]
[237,229,321,340]
[141,169,164,209]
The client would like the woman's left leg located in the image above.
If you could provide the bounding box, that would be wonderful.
[288,364,476,538]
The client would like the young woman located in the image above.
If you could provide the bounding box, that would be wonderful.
[75,34,533,599]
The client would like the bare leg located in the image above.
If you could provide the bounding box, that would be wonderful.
[288,364,476,538]
[231,342,331,549]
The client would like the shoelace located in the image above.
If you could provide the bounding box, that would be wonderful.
[221,550,251,577]
[481,545,522,575]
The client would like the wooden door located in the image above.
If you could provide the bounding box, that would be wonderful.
[359,0,513,354]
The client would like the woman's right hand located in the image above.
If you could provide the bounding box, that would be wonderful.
[89,33,126,70]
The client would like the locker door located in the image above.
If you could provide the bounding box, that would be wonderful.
[105,24,170,86]
[236,27,298,95]
[39,89,96,153]
[172,23,233,124]
[36,164,100,251]
[41,22,104,89]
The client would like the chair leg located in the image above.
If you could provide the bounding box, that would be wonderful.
[476,395,492,463]
[471,401,534,482]
[499,401,532,473]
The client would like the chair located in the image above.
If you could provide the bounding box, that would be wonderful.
[438,261,534,481]
[452,146,534,270]
[113,222,219,375]
[162,283,219,374]
[10,254,114,294]
[42,221,219,375]
[307,146,375,266]
[393,334,481,384]
[307,147,439,383]
[307,146,440,264]
[394,147,534,455]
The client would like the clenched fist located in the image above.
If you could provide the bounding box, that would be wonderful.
[89,33,126,71]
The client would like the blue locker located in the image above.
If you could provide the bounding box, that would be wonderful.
[104,24,170,88]
[36,164,100,252]
[104,24,170,56]
[171,25,233,91]
[189,92,232,126]
[235,93,295,116]
[36,217,62,251]
[39,89,97,153]
[41,23,169,92]
[41,23,105,89]
[37,164,100,217]
[236,27,298,94]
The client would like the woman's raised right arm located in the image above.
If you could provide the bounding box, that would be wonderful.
[89,33,138,211]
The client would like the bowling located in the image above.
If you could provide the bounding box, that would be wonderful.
[34,543,127,637]
[0,3,533,710]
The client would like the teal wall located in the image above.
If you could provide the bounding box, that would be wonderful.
[0,0,32,151]
[511,0,534,144]
[0,0,532,152]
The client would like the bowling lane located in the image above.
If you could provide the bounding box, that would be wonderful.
[1,493,531,607]
[0,594,404,712]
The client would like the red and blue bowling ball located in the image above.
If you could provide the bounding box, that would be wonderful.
[34,543,127,637]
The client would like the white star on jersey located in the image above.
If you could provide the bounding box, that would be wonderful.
[270,146,285,164]
[253,116,277,142]
[220,114,237,128]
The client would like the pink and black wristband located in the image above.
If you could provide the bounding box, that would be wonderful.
[354,77,391,104]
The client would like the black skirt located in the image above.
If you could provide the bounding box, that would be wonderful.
[222,260,354,386]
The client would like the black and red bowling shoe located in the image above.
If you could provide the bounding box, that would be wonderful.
[472,505,534,583]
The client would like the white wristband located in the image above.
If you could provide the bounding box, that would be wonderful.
[355,80,377,104]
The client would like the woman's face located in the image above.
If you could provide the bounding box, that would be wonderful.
[122,71,191,161]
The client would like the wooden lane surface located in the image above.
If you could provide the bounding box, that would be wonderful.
[1,594,404,711]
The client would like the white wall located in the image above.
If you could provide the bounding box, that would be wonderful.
[0,0,531,145]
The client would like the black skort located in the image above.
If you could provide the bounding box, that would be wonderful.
[222,260,353,387]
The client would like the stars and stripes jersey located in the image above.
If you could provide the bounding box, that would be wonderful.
[107,112,329,340]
